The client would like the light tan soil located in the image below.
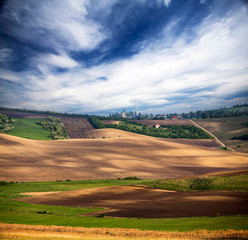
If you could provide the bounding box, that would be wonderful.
[101,120,120,125]
[1,133,248,182]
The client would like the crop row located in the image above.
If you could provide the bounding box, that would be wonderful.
[59,117,94,139]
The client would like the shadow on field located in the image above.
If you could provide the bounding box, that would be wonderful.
[19,186,248,218]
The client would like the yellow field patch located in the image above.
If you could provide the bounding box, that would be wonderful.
[1,223,248,240]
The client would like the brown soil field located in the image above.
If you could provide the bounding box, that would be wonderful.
[133,119,193,126]
[160,139,220,148]
[1,223,247,240]
[1,133,248,182]
[0,111,49,118]
[19,185,248,218]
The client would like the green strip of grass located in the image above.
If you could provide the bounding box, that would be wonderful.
[6,118,52,140]
[0,179,247,231]
[0,199,247,231]
[144,174,248,191]
[0,179,152,198]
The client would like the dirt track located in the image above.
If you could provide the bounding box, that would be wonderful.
[1,133,248,182]
[20,185,248,218]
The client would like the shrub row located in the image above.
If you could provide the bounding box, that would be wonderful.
[36,117,69,139]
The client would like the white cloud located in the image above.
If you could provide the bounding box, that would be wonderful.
[164,0,171,7]
[37,53,80,69]
[0,68,21,82]
[0,0,105,52]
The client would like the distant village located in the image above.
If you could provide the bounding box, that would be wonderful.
[108,104,248,120]
[109,110,181,120]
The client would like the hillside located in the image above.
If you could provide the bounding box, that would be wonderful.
[195,116,248,153]
[1,133,248,182]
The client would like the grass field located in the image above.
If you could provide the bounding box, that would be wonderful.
[145,174,248,191]
[195,116,248,153]
[0,178,248,231]
[6,118,52,140]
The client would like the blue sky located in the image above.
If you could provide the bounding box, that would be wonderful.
[0,0,247,115]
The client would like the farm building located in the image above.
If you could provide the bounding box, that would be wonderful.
[172,116,178,120]
[154,123,160,128]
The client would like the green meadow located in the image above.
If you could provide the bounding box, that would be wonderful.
[145,174,248,191]
[6,118,52,140]
[0,178,248,231]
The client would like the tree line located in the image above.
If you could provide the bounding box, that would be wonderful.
[88,116,212,139]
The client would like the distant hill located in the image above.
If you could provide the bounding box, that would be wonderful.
[179,104,248,119]
[0,106,88,118]
[0,103,247,120]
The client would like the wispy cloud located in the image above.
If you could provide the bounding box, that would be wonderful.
[0,48,13,62]
[163,0,171,7]
[36,53,80,69]
[0,0,105,52]
[0,68,21,82]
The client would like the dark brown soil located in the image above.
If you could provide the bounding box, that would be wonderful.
[20,186,248,218]
[0,111,50,118]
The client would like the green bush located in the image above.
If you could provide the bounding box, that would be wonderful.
[37,117,68,139]
[123,176,140,180]
[0,181,9,185]
[0,113,14,133]
[190,178,210,190]
[220,146,229,150]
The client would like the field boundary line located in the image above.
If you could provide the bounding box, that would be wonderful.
[189,120,235,151]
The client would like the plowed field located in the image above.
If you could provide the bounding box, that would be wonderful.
[59,117,94,139]
[20,185,248,218]
[0,111,49,118]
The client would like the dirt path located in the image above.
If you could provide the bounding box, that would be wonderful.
[189,120,232,150]
[19,185,248,218]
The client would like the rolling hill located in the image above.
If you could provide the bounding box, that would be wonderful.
[1,132,248,182]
